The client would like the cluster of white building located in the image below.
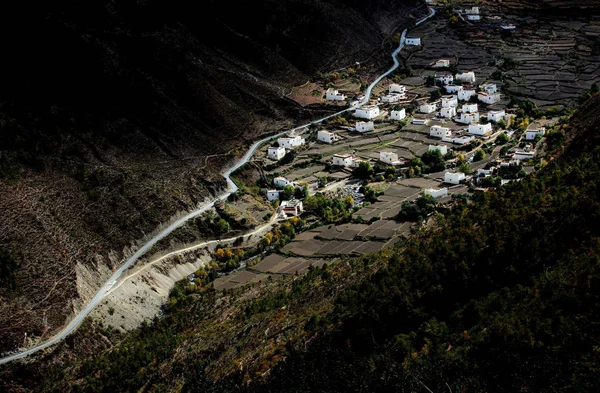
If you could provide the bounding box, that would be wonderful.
[332,153,363,168]
[267,134,306,161]
[326,88,346,101]
[464,6,480,21]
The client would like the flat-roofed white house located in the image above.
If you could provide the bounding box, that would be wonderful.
[389,84,406,94]
[274,176,291,188]
[355,121,375,133]
[280,199,303,216]
[478,92,501,104]
[332,153,354,167]
[391,109,406,121]
[317,130,337,144]
[443,135,475,145]
[381,93,404,103]
[405,37,421,45]
[441,95,458,108]
[468,123,493,136]
[380,151,402,165]
[513,150,535,160]
[429,144,448,155]
[467,14,481,21]
[268,146,286,161]
[440,106,457,119]
[465,6,479,14]
[267,190,281,201]
[446,85,463,94]
[445,171,466,185]
[488,110,506,123]
[434,59,451,68]
[412,118,429,125]
[278,135,305,149]
[430,125,452,138]
[481,83,498,94]
[455,72,476,83]
[326,88,346,101]
[355,105,380,119]
[462,103,478,113]
[420,103,437,114]
[456,112,480,124]
[437,74,454,85]
[424,188,449,198]
[525,127,546,140]
[458,88,477,101]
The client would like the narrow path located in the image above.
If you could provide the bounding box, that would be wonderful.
[0,6,436,366]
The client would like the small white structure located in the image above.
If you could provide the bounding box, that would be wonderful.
[488,110,506,123]
[501,24,517,30]
[420,103,437,114]
[355,121,375,133]
[268,146,286,161]
[456,112,480,124]
[267,190,280,201]
[437,74,454,85]
[465,6,479,14]
[380,151,402,165]
[326,88,346,101]
[443,135,475,145]
[445,85,464,94]
[412,118,429,125]
[429,145,448,155]
[355,105,380,119]
[317,130,337,144]
[445,172,466,185]
[280,199,303,216]
[478,92,501,104]
[430,125,452,138]
[441,95,458,108]
[481,83,498,94]
[389,84,406,94]
[332,154,354,167]
[278,135,305,149]
[440,106,457,119]
[391,109,406,121]
[434,59,451,68]
[424,188,449,198]
[467,14,481,21]
[405,37,421,46]
[513,150,535,160]
[525,127,546,140]
[381,93,404,103]
[468,123,493,136]
[462,103,478,113]
[455,72,476,83]
[458,88,477,101]
[274,176,291,187]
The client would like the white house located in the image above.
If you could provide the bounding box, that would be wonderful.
[274,176,291,187]
[468,123,493,136]
[268,146,286,161]
[478,92,501,104]
[434,59,451,68]
[355,105,380,119]
[513,150,535,160]
[278,135,305,149]
[317,130,337,144]
[389,84,406,94]
[445,85,464,94]
[355,121,375,133]
[465,6,479,14]
[443,135,475,145]
[332,154,354,167]
[266,190,280,201]
[405,37,421,46]
[326,88,346,101]
[455,72,476,83]
[380,151,402,165]
[420,103,437,114]
[424,188,449,198]
[381,93,404,103]
[440,106,457,119]
[481,83,498,94]
[437,74,454,85]
[487,110,506,123]
[391,109,406,121]
[467,14,481,21]
[429,145,448,155]
[444,171,466,185]
[412,118,429,125]
[458,88,477,101]
[430,125,452,138]
[280,199,303,216]
[456,112,480,124]
[441,95,458,108]
[462,103,478,113]
[525,127,546,140]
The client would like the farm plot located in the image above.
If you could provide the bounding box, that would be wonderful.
[213,271,270,291]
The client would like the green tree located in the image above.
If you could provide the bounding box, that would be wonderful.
[473,149,486,162]
[215,218,230,234]
[496,133,509,144]
[353,161,374,179]
[421,150,446,172]
[458,161,473,174]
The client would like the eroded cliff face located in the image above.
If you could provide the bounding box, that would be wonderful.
[0,0,427,353]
